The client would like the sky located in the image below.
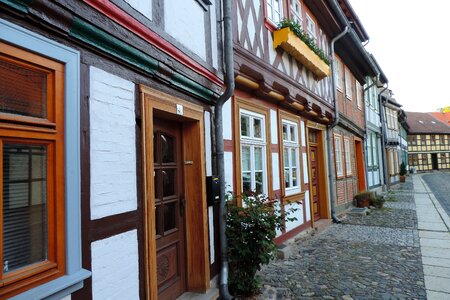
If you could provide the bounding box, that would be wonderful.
[349,0,450,113]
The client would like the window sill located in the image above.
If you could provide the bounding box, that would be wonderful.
[264,17,277,32]
[10,269,91,300]
[283,192,305,204]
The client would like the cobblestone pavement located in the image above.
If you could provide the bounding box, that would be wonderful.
[422,172,450,217]
[250,180,426,300]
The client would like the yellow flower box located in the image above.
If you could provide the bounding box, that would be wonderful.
[273,27,330,80]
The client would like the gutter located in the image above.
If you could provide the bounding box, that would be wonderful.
[214,0,234,298]
[326,25,349,223]
[378,85,389,191]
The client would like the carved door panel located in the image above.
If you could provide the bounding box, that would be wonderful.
[154,119,186,300]
[309,145,320,221]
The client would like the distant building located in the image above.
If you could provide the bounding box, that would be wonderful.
[406,112,450,172]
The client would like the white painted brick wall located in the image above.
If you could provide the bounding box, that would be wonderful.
[90,67,137,220]
[91,230,139,300]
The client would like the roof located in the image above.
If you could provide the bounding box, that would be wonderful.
[405,112,450,134]
[431,112,450,126]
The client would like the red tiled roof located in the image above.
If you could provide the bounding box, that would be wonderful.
[405,112,450,134]
[431,112,450,126]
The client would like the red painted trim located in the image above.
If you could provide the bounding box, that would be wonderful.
[274,221,312,245]
[83,0,223,86]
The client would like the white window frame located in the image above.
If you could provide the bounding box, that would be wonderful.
[334,136,343,177]
[344,138,352,175]
[266,0,283,24]
[345,67,353,100]
[290,0,302,25]
[240,109,268,195]
[305,13,317,41]
[282,119,301,196]
[334,57,343,91]
[356,80,362,110]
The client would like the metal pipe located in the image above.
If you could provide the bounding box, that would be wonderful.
[378,85,389,191]
[214,0,234,298]
[326,25,349,223]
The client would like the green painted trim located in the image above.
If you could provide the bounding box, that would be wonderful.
[70,16,159,75]
[0,0,32,13]
[171,73,216,101]
[69,17,217,102]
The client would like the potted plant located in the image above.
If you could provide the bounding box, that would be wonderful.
[354,191,374,208]
[399,162,407,182]
[370,194,386,209]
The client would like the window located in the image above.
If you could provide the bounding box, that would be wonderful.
[431,135,436,145]
[240,110,267,195]
[408,135,417,146]
[356,80,362,109]
[305,13,316,41]
[0,20,88,299]
[345,68,353,99]
[290,0,302,25]
[334,136,343,177]
[282,120,301,195]
[344,138,352,175]
[267,0,283,24]
[334,57,343,91]
[367,133,378,171]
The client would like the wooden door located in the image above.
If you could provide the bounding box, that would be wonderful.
[154,118,186,300]
[309,144,320,221]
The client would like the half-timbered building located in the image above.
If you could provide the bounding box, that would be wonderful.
[406,112,450,172]
[0,0,223,299]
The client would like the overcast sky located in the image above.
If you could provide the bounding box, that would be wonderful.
[349,0,450,113]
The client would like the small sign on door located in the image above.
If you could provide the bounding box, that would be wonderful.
[176,104,184,116]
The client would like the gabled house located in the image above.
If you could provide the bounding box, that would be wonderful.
[0,0,224,299]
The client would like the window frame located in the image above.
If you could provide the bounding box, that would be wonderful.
[266,0,283,26]
[344,67,353,100]
[334,56,343,91]
[343,138,352,176]
[305,12,317,41]
[356,80,362,110]
[289,0,302,25]
[281,118,301,196]
[334,134,344,177]
[0,18,90,300]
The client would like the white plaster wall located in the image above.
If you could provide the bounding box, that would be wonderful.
[124,0,152,20]
[224,151,234,193]
[272,153,280,190]
[285,201,304,232]
[90,67,137,220]
[91,230,139,300]
[270,109,278,144]
[165,0,206,60]
[303,153,309,184]
[301,121,306,147]
[204,111,212,176]
[222,99,232,140]
[305,191,311,221]
[210,2,218,69]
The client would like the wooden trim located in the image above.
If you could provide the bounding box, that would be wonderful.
[317,129,329,219]
[233,96,273,203]
[305,126,314,228]
[141,85,209,299]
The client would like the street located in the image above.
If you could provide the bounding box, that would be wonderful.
[422,173,450,218]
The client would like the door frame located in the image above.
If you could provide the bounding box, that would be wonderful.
[141,85,210,300]
[354,137,366,192]
[306,121,330,226]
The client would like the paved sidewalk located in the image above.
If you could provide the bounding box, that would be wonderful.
[414,174,450,299]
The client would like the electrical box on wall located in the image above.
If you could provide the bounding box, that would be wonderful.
[206,176,220,206]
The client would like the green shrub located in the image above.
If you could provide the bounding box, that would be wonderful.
[226,192,297,296]
[354,191,375,207]
[370,195,386,208]
[400,162,407,176]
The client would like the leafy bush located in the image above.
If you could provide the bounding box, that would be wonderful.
[354,191,374,208]
[277,18,330,65]
[399,162,407,176]
[370,195,385,208]
[226,192,297,296]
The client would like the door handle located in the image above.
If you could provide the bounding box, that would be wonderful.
[180,198,185,216]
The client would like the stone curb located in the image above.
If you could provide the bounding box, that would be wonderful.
[418,175,450,232]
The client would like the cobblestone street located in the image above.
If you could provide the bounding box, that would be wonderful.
[252,177,428,300]
[422,173,450,217]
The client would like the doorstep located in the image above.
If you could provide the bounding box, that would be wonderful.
[176,288,219,300]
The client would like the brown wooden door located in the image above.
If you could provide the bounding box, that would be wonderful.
[309,145,320,221]
[154,119,186,300]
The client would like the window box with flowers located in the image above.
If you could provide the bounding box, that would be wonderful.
[273,19,330,80]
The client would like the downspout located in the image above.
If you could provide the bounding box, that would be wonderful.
[214,0,234,298]
[327,25,349,223]
[378,85,389,191]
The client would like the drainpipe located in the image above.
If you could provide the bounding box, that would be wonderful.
[327,25,349,223]
[214,0,234,298]
[378,85,389,191]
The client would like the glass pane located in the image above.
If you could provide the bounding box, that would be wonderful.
[161,134,174,163]
[154,171,160,199]
[3,144,47,274]
[163,202,177,232]
[282,124,288,141]
[241,115,250,137]
[284,169,290,188]
[292,168,298,187]
[242,172,251,193]
[162,169,176,197]
[284,148,289,168]
[255,172,263,194]
[155,204,162,236]
[253,118,262,138]
[0,59,47,118]
[291,148,297,167]
[290,126,295,142]
[241,146,251,171]
[254,147,263,170]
